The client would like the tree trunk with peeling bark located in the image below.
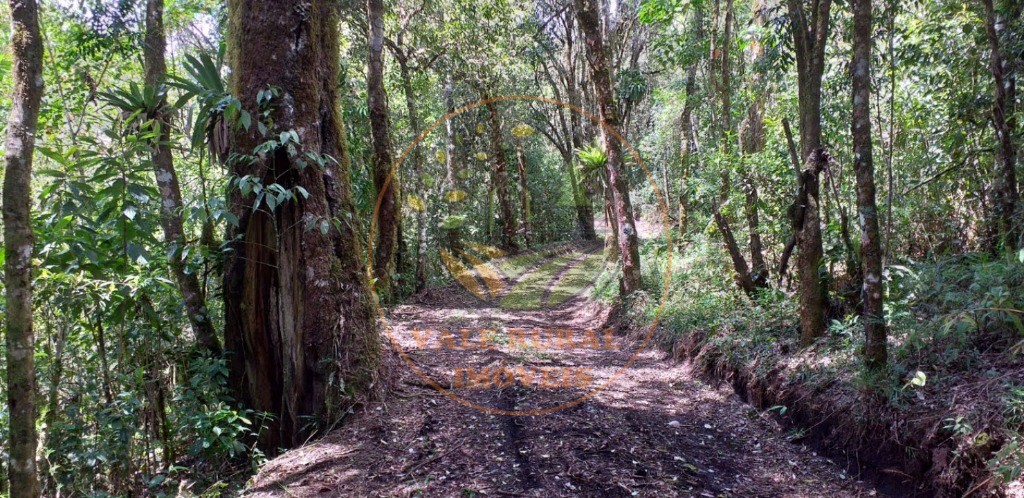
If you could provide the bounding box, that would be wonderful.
[367,0,400,297]
[793,150,828,346]
[144,0,221,356]
[224,0,380,451]
[853,0,887,368]
[3,0,44,495]
[576,0,641,293]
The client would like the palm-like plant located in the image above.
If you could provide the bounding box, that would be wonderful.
[575,142,607,188]
[170,50,237,164]
[99,82,169,138]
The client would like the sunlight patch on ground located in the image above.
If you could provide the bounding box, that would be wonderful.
[547,251,605,306]
[460,250,507,298]
[500,252,579,310]
[493,246,564,279]
[465,241,507,259]
[440,249,486,299]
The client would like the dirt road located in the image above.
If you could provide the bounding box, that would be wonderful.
[247,246,880,497]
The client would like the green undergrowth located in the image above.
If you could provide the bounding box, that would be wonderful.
[610,234,1024,491]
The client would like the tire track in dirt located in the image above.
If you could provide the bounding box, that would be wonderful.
[495,244,581,299]
[540,243,603,306]
[497,386,539,491]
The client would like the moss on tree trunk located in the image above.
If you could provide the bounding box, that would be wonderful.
[224,0,380,451]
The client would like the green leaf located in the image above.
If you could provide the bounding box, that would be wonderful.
[440,215,467,230]
[126,243,149,265]
[909,370,927,387]
[222,211,240,227]
[37,146,69,166]
[407,194,426,212]
[511,123,535,138]
[122,205,138,220]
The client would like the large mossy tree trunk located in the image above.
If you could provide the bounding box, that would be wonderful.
[852,0,887,368]
[786,0,832,345]
[367,0,400,298]
[3,0,44,496]
[576,0,641,294]
[144,0,221,355]
[224,0,380,451]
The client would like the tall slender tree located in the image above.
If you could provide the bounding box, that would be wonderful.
[677,3,704,238]
[513,132,533,248]
[535,3,597,240]
[441,77,464,251]
[786,0,832,345]
[852,0,887,367]
[739,0,770,287]
[384,6,443,292]
[576,0,642,293]
[143,0,221,355]
[485,98,519,252]
[4,0,44,495]
[368,0,400,297]
[982,0,1020,249]
[223,0,380,450]
[710,0,762,296]
[678,63,697,237]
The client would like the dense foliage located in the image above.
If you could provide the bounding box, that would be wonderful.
[0,0,1022,494]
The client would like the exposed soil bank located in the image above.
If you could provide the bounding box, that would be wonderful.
[662,327,1009,497]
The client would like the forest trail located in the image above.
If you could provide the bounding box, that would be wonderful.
[247,244,881,497]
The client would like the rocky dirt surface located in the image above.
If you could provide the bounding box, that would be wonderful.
[246,246,882,497]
